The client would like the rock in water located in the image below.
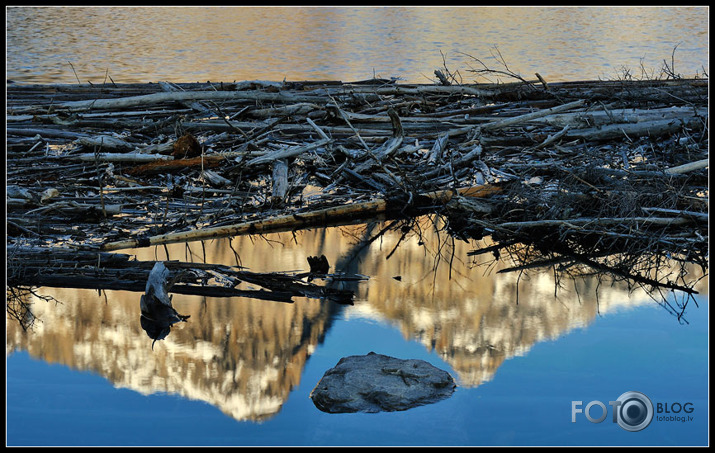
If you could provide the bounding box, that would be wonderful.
[310,352,456,413]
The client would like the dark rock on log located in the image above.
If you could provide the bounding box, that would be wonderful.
[310,352,456,413]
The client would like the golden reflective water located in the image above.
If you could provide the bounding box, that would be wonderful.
[6,6,708,84]
[6,219,707,422]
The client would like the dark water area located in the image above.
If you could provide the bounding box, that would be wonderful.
[5,6,710,447]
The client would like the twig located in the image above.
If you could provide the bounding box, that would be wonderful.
[68,61,81,84]
[93,144,107,218]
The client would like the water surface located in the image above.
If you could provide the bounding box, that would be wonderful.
[5,6,710,447]
[6,6,709,84]
[6,222,709,446]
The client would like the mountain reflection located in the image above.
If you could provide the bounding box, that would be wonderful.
[6,219,707,421]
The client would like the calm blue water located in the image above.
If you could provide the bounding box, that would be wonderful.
[7,294,709,446]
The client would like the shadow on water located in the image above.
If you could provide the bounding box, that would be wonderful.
[6,217,708,422]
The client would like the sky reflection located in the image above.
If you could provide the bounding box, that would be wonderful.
[6,221,709,446]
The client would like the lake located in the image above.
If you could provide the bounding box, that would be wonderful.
[5,6,710,447]
[6,6,709,84]
[6,220,709,446]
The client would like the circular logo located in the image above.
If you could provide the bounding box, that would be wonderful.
[616,391,654,432]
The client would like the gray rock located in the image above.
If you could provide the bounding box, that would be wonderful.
[310,352,456,413]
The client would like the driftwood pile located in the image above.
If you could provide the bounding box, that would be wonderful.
[6,76,709,322]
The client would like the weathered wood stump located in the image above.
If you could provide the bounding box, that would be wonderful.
[140,261,190,349]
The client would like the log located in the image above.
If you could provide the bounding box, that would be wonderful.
[24,201,123,216]
[534,124,570,149]
[361,84,494,97]
[248,102,319,118]
[565,117,703,141]
[426,132,449,165]
[158,81,213,115]
[352,108,404,174]
[7,247,362,303]
[140,261,194,348]
[245,138,331,166]
[534,106,708,129]
[420,184,502,203]
[125,155,224,175]
[421,144,483,180]
[78,135,133,150]
[71,152,172,163]
[306,117,331,141]
[7,127,87,139]
[640,207,708,221]
[480,99,585,131]
[271,159,289,203]
[201,169,232,187]
[15,90,327,113]
[101,183,501,251]
[101,199,389,251]
[665,159,708,175]
[496,216,698,231]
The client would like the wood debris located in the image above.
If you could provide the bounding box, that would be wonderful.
[6,76,709,312]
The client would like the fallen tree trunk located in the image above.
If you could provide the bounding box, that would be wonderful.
[12,89,328,113]
[565,117,704,141]
[100,184,501,251]
[7,246,363,304]
[102,199,391,251]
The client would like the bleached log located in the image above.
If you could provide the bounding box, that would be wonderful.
[496,216,697,231]
[421,144,483,180]
[7,198,29,207]
[101,183,501,251]
[665,159,708,175]
[641,207,708,221]
[7,185,37,202]
[245,138,331,166]
[78,135,133,150]
[158,81,212,115]
[565,117,703,141]
[352,108,404,174]
[25,201,123,216]
[426,133,449,165]
[15,90,327,113]
[534,125,571,149]
[71,152,172,162]
[249,103,319,118]
[534,106,708,128]
[271,159,290,203]
[201,169,232,187]
[353,84,496,97]
[306,117,331,141]
[7,127,86,139]
[480,100,585,131]
[101,199,389,251]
